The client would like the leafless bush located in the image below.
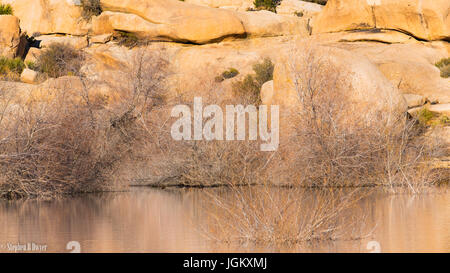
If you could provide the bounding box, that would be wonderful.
[278,43,446,191]
[174,141,269,187]
[133,103,271,188]
[0,48,169,199]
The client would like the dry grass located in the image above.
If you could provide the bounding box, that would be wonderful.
[173,141,268,187]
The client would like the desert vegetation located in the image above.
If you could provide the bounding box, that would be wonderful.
[0,57,25,81]
[215,68,240,82]
[80,0,102,20]
[137,46,446,194]
[435,58,450,78]
[303,0,328,5]
[232,58,274,104]
[281,45,446,192]
[35,43,84,78]
[0,41,446,202]
[0,48,169,200]
[253,0,281,12]
[0,3,13,15]
[113,31,150,49]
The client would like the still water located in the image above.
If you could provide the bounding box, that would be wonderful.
[0,187,448,253]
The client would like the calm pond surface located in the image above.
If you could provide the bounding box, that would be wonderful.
[0,187,448,253]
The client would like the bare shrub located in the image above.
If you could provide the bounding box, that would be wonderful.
[36,43,84,78]
[0,48,169,200]
[174,141,269,187]
[279,43,445,191]
[133,105,271,188]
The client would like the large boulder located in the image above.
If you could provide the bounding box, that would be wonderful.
[99,0,246,44]
[277,0,323,17]
[94,2,310,43]
[313,0,450,41]
[2,0,88,36]
[20,69,38,84]
[235,10,310,37]
[0,15,20,58]
[340,42,450,104]
[184,0,253,11]
[270,43,407,127]
[92,11,165,37]
[331,29,420,44]
[37,35,89,50]
[261,80,274,105]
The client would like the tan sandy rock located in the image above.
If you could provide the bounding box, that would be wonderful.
[235,10,310,37]
[37,35,89,50]
[277,0,323,17]
[313,0,450,41]
[337,42,450,104]
[99,0,246,44]
[272,43,407,127]
[184,0,253,11]
[2,0,88,36]
[0,15,20,58]
[20,69,38,84]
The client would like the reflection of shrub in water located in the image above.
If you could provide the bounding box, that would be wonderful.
[203,186,371,245]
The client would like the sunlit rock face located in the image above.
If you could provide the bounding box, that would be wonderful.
[313,0,450,41]
[184,0,253,11]
[277,0,323,17]
[271,43,407,129]
[96,0,311,44]
[0,15,20,58]
[2,0,89,35]
[99,0,246,44]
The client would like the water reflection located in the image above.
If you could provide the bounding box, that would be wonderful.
[0,188,448,253]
